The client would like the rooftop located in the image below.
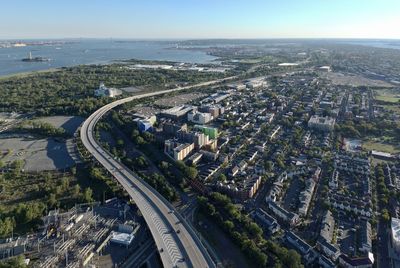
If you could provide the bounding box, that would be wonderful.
[392,217,400,242]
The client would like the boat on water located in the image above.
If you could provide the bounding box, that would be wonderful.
[21,52,50,62]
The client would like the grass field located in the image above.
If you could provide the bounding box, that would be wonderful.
[362,140,400,154]
[0,68,60,80]
[239,55,276,64]
[375,89,400,103]
[382,105,400,113]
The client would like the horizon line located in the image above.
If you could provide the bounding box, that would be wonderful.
[1,37,400,41]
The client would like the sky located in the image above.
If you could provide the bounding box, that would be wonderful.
[1,0,400,39]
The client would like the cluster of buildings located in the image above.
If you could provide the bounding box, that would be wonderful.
[129,77,275,201]
[317,210,340,261]
[265,171,302,227]
[216,174,262,201]
[285,231,318,266]
[334,153,371,175]
[128,62,231,73]
[267,200,300,227]
[265,166,322,225]
[340,89,373,121]
[311,152,375,267]
[326,153,372,217]
[298,167,321,216]
[124,70,393,268]
[251,208,280,235]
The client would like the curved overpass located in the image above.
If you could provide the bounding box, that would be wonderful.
[80,78,233,267]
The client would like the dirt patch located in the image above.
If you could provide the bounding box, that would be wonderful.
[322,72,393,87]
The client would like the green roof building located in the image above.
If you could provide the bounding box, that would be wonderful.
[195,125,218,139]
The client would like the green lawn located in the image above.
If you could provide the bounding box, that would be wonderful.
[239,55,276,64]
[0,68,60,80]
[382,104,400,113]
[376,95,400,103]
[375,89,400,103]
[362,140,400,154]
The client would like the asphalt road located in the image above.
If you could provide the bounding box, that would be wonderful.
[80,77,235,268]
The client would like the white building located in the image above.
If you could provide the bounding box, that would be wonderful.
[329,169,339,189]
[187,111,213,124]
[308,115,335,132]
[94,82,121,98]
[245,77,268,89]
[391,217,400,260]
[110,231,135,246]
[319,66,332,72]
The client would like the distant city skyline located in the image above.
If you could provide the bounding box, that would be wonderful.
[1,0,400,39]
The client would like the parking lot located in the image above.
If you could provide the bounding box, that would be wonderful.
[34,115,84,135]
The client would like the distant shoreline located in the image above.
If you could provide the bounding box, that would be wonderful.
[0,68,60,80]
[0,40,217,77]
[1,39,399,78]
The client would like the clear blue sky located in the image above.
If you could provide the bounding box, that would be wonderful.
[1,0,400,39]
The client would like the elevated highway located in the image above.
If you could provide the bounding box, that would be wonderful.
[80,77,234,267]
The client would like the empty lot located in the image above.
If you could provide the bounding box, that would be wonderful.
[0,116,84,171]
[0,135,78,171]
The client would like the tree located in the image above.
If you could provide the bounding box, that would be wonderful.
[285,249,303,268]
[0,255,27,268]
[70,166,77,175]
[0,217,15,237]
[241,239,268,267]
[159,161,170,171]
[217,173,227,182]
[142,132,154,142]
[72,184,81,198]
[381,209,391,222]
[135,156,148,168]
[14,202,46,224]
[60,177,70,190]
[48,193,57,208]
[116,139,124,147]
[206,203,216,216]
[210,192,231,207]
[247,222,263,239]
[276,158,285,169]
[134,136,145,145]
[131,129,140,139]
[11,159,24,176]
[184,166,198,180]
[223,220,235,232]
[264,161,273,172]
[83,187,93,203]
